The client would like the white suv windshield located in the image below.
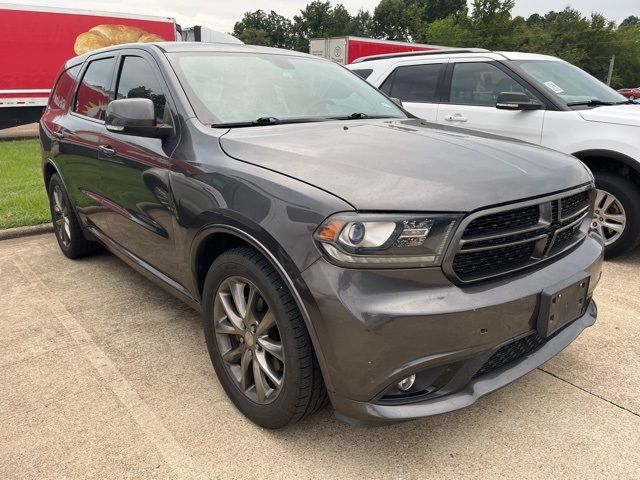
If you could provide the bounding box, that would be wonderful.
[168,52,406,125]
[513,59,627,106]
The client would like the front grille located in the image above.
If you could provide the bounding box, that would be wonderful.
[448,187,593,283]
[473,332,546,378]
[464,205,539,237]
[453,242,534,278]
[561,191,589,218]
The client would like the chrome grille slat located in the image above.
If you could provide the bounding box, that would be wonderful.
[445,186,594,283]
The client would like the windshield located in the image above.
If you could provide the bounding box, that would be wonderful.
[513,59,628,106]
[167,52,406,125]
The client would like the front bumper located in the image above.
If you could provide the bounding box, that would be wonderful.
[299,233,604,425]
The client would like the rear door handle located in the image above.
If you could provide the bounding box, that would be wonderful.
[99,145,117,157]
[444,114,468,123]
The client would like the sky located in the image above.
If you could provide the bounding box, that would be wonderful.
[4,1,638,33]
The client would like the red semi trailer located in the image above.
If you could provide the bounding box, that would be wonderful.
[309,36,445,65]
[0,4,177,129]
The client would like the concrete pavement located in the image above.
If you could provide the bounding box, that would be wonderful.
[1,233,638,479]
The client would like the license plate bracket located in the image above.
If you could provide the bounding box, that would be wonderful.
[537,273,590,338]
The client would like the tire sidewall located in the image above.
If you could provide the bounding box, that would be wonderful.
[202,252,306,428]
[593,172,640,257]
[48,174,76,256]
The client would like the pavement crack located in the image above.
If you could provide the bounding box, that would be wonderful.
[538,367,640,418]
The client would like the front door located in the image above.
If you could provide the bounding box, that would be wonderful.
[436,60,545,144]
[98,51,180,279]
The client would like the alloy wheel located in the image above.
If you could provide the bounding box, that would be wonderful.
[592,189,626,246]
[52,185,71,248]
[213,276,284,404]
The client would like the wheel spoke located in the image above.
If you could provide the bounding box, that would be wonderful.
[229,279,247,318]
[256,309,275,336]
[257,337,283,362]
[63,217,71,240]
[240,349,252,392]
[252,356,268,402]
[222,346,243,365]
[256,350,282,389]
[218,291,244,332]
[602,221,624,232]
[602,193,615,212]
[603,213,625,223]
[215,319,238,336]
[243,285,258,327]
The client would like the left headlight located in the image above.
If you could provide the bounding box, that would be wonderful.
[313,212,462,268]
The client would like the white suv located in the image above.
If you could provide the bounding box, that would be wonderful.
[348,49,640,257]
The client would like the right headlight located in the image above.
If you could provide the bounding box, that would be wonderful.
[313,212,462,268]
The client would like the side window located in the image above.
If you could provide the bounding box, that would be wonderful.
[116,56,168,123]
[50,65,81,111]
[74,57,115,120]
[380,64,443,102]
[351,68,373,80]
[450,62,525,107]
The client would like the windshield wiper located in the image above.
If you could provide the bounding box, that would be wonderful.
[327,113,397,120]
[567,99,615,107]
[212,116,328,128]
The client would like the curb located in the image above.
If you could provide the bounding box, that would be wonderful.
[0,223,54,241]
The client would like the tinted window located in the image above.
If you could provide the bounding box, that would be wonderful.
[351,68,373,79]
[450,62,525,106]
[75,58,115,120]
[381,64,443,102]
[116,56,168,123]
[50,65,81,111]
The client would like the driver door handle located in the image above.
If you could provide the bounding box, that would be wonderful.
[99,145,117,157]
[444,114,468,123]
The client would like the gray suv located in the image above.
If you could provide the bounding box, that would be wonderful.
[40,42,604,428]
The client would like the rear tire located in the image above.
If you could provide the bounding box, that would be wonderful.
[48,173,100,259]
[592,171,640,258]
[202,247,328,428]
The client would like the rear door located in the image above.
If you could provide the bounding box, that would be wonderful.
[436,59,545,144]
[46,54,116,230]
[378,60,445,123]
[98,49,180,278]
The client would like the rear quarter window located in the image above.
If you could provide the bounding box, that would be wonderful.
[380,63,443,102]
[351,68,373,80]
[49,65,81,111]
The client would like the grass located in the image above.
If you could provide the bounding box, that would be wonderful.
[0,139,50,229]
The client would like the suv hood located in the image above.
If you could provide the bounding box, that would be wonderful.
[578,104,640,127]
[219,120,592,212]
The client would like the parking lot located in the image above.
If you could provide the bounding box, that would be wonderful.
[1,233,639,479]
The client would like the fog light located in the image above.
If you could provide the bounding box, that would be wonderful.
[397,374,416,391]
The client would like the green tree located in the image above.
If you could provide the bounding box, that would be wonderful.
[291,1,355,51]
[233,10,293,48]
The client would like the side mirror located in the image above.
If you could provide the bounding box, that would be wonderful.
[105,98,172,138]
[390,97,403,108]
[495,92,543,111]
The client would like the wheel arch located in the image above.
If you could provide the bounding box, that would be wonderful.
[573,149,640,187]
[190,224,334,392]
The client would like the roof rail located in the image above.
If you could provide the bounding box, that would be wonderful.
[352,48,490,63]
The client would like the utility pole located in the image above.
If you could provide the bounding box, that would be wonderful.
[607,55,615,86]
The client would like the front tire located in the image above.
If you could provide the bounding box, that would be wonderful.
[202,247,328,428]
[592,171,640,258]
[48,173,100,259]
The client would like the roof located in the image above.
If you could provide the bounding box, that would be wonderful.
[351,49,564,65]
[65,42,317,68]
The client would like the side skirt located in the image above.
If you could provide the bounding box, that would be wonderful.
[87,225,201,312]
